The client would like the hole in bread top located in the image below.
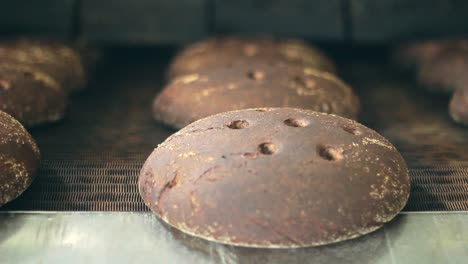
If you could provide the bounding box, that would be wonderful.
[258,142,276,155]
[293,76,316,89]
[341,124,361,135]
[317,144,344,161]
[284,118,309,127]
[247,70,264,80]
[227,120,249,129]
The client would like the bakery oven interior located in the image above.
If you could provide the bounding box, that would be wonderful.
[1,1,468,263]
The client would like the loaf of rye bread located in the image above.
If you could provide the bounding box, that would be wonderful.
[0,39,86,93]
[0,111,40,206]
[418,47,468,93]
[394,40,468,125]
[0,63,67,127]
[167,36,336,79]
[392,41,452,70]
[140,108,410,248]
[154,61,359,129]
[416,44,468,125]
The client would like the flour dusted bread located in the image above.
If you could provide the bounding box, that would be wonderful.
[0,63,67,126]
[0,111,40,206]
[154,61,359,129]
[0,39,86,93]
[139,108,410,248]
[167,37,336,79]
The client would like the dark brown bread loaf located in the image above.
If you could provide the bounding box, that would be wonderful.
[418,48,468,93]
[0,111,40,207]
[154,61,359,129]
[394,40,468,125]
[0,39,86,93]
[417,47,468,125]
[139,108,410,248]
[392,41,452,70]
[0,63,67,127]
[167,37,336,79]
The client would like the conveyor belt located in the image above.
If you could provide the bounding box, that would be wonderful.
[2,48,468,211]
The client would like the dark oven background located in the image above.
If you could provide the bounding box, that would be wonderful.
[1,0,468,44]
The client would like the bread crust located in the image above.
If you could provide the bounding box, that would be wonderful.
[167,37,336,79]
[140,108,410,248]
[0,63,67,126]
[0,39,86,93]
[0,111,40,206]
[154,61,359,129]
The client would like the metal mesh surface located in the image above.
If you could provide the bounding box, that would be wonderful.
[2,48,468,211]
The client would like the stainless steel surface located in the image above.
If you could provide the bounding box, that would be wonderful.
[1,212,467,264]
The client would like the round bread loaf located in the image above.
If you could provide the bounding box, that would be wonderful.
[392,41,451,70]
[0,63,67,127]
[167,37,336,79]
[416,47,468,125]
[154,62,359,129]
[0,39,86,93]
[394,40,468,125]
[418,48,468,93]
[0,111,40,207]
[139,108,410,248]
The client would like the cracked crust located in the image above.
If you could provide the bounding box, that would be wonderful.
[0,39,86,93]
[0,63,67,127]
[139,108,410,248]
[154,61,359,129]
[167,36,336,79]
[0,111,40,206]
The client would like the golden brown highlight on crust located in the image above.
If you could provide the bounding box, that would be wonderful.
[0,39,86,93]
[0,63,61,91]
